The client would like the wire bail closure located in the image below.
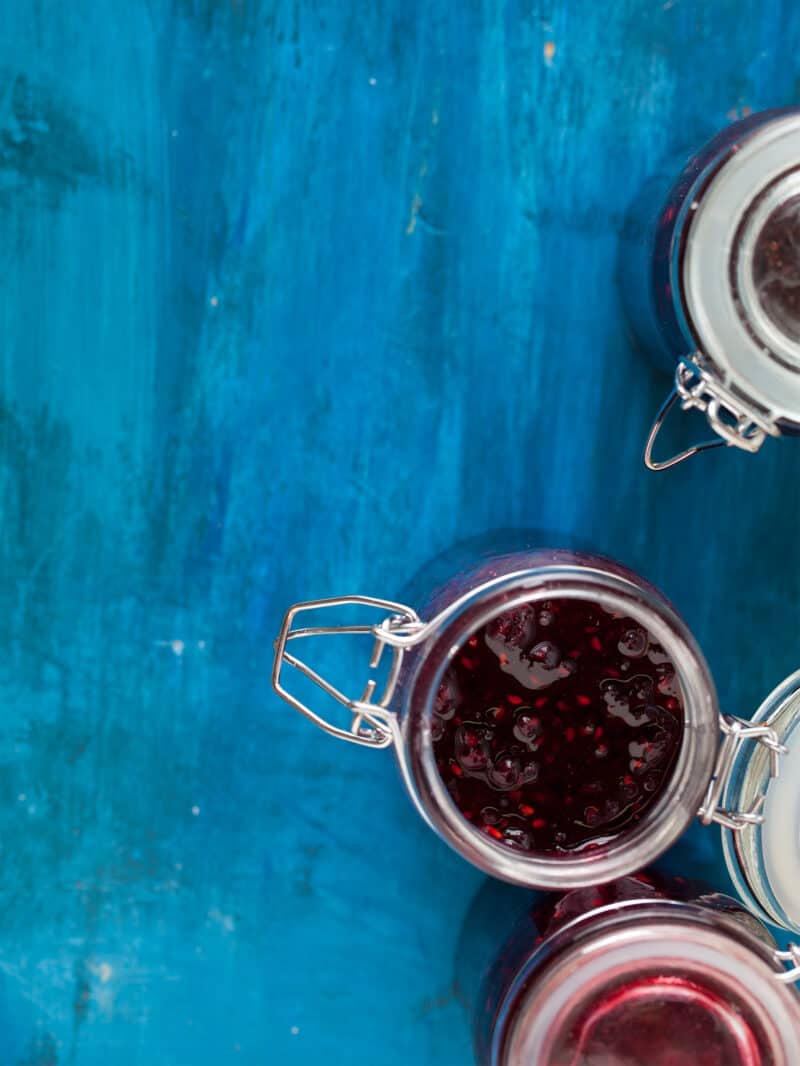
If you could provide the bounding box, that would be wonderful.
[774,945,800,984]
[644,357,778,471]
[698,714,787,831]
[272,596,425,749]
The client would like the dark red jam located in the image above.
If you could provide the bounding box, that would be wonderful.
[432,598,684,854]
[550,974,766,1066]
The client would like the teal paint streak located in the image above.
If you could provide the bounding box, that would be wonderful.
[0,1,799,1063]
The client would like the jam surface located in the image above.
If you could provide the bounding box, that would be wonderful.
[432,597,684,854]
[550,974,768,1066]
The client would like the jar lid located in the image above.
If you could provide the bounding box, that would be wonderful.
[721,669,800,932]
[684,113,800,424]
[502,904,800,1065]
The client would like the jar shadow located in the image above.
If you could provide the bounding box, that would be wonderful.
[397,526,613,612]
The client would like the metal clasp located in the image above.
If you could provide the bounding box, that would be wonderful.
[272,596,425,749]
[698,714,787,831]
[774,945,800,984]
[644,356,778,471]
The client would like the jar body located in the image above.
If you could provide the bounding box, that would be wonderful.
[464,874,800,1066]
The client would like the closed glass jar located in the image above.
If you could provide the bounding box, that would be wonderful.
[621,107,800,469]
[463,874,800,1066]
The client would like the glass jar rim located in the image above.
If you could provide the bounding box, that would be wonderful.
[398,561,719,889]
[498,899,800,1066]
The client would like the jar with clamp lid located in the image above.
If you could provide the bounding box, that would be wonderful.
[460,873,800,1066]
[720,668,800,935]
[273,546,800,911]
[621,107,800,470]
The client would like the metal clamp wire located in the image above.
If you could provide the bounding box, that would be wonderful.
[699,714,787,831]
[644,356,776,470]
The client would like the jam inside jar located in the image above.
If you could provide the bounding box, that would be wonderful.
[547,972,770,1066]
[433,598,684,855]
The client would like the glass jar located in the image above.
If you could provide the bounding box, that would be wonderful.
[621,107,800,470]
[722,669,800,934]
[464,874,800,1066]
[272,548,792,893]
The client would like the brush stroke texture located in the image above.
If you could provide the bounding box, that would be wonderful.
[1,1,800,1063]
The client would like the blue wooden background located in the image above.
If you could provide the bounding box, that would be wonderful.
[3,2,800,1063]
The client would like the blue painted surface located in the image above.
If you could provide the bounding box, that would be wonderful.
[2,2,800,1063]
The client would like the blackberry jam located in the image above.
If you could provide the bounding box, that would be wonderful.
[462,874,800,1066]
[273,548,719,889]
[432,598,683,855]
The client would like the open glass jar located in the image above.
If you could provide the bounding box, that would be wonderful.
[273,548,796,905]
[465,874,800,1066]
[622,107,800,469]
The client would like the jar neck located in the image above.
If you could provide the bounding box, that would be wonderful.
[396,553,718,889]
